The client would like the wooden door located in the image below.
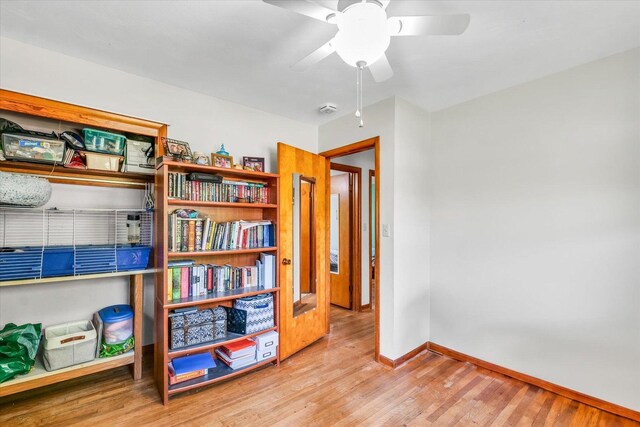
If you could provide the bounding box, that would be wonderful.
[330,173,351,308]
[278,142,329,360]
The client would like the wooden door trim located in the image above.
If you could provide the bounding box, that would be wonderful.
[368,169,375,313]
[320,136,380,363]
[330,162,362,311]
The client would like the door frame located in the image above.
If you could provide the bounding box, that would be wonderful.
[329,162,362,311]
[364,169,375,311]
[320,136,381,362]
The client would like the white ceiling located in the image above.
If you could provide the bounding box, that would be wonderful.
[1,1,639,124]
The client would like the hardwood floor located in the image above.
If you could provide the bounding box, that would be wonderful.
[0,307,637,426]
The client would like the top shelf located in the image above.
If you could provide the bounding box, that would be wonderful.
[0,160,153,189]
[157,159,279,179]
[0,90,168,189]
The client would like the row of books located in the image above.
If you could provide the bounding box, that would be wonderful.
[168,212,275,252]
[167,253,275,300]
[168,172,271,204]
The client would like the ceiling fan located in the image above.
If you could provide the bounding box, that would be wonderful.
[263,0,470,126]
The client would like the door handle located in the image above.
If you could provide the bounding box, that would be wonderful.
[282,258,292,265]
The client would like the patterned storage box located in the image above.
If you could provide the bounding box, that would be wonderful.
[212,306,227,340]
[170,308,214,350]
[230,293,274,335]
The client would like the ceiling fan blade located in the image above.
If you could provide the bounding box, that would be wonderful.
[291,39,336,71]
[387,14,470,36]
[263,0,339,23]
[368,54,394,82]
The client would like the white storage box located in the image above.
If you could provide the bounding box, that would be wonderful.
[257,347,277,362]
[84,152,123,172]
[43,320,97,371]
[254,330,278,352]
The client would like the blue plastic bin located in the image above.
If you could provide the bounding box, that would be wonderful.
[0,245,151,281]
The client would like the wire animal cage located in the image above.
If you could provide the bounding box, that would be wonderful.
[0,208,153,281]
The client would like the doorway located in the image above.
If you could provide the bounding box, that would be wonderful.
[320,136,381,361]
[329,163,361,311]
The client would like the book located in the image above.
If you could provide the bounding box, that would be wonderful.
[168,366,206,385]
[260,253,276,289]
[219,339,256,359]
[172,352,216,375]
[215,348,256,370]
[187,220,196,252]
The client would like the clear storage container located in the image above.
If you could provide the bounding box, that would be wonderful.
[43,320,97,371]
[99,304,134,344]
[2,133,65,164]
[83,128,126,155]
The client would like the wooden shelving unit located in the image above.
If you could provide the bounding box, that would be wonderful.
[154,160,280,404]
[0,89,167,189]
[0,90,167,398]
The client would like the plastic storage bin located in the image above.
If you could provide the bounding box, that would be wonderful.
[84,152,122,171]
[2,133,65,164]
[83,128,126,155]
[43,320,97,371]
[99,304,134,344]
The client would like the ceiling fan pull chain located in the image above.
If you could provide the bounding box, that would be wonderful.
[357,61,365,127]
[355,65,361,119]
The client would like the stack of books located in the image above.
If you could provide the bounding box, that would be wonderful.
[168,352,216,385]
[215,339,256,370]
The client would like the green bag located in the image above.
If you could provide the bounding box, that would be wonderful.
[100,336,134,358]
[0,322,42,383]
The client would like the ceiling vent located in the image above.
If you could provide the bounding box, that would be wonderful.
[319,103,338,114]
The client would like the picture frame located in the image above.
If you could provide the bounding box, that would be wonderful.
[163,138,193,161]
[211,153,233,169]
[242,156,265,172]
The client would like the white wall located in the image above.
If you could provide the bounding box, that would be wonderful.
[393,98,431,357]
[0,37,317,344]
[429,48,640,410]
[330,150,375,307]
[320,97,431,360]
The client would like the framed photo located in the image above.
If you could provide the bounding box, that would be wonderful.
[211,153,233,169]
[163,138,192,160]
[242,156,265,172]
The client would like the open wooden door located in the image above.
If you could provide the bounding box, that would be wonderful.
[278,142,329,360]
[330,173,352,309]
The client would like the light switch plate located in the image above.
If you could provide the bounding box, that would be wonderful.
[382,224,391,237]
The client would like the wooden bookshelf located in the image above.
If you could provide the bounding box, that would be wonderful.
[154,160,280,404]
[0,90,167,398]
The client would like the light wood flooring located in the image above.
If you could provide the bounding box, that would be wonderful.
[0,307,637,426]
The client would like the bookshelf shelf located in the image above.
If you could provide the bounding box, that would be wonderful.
[0,352,135,398]
[155,160,280,404]
[164,286,279,309]
[0,269,157,288]
[157,159,278,179]
[167,199,278,209]
[167,356,277,395]
[167,247,277,258]
[167,326,278,358]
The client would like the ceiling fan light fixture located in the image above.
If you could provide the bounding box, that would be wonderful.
[333,2,390,67]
